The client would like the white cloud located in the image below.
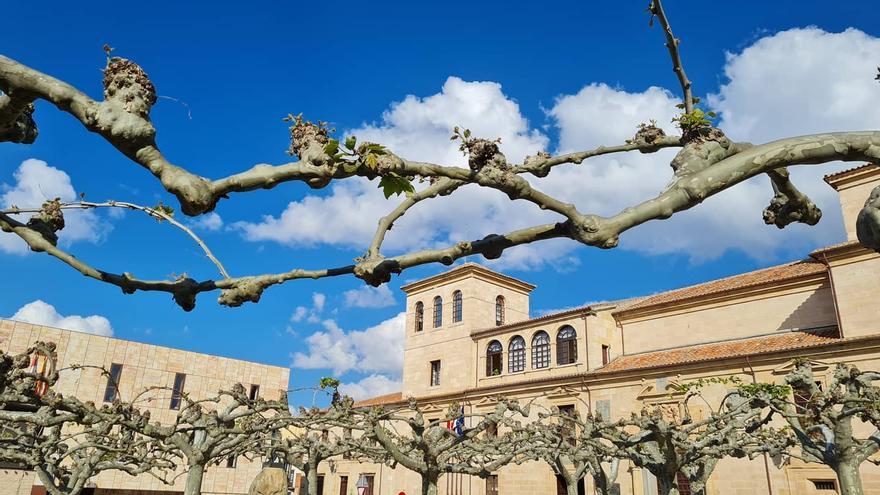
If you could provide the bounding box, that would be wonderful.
[343,284,396,308]
[189,212,223,231]
[290,292,326,323]
[1,159,108,255]
[237,28,880,265]
[338,374,401,402]
[291,312,405,376]
[10,300,113,336]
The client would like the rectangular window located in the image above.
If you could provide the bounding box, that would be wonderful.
[317,475,325,495]
[430,360,441,387]
[485,421,498,438]
[249,384,260,401]
[595,399,611,421]
[338,476,348,495]
[170,372,186,410]
[103,363,123,402]
[812,480,837,491]
[226,455,237,468]
[601,345,611,365]
[486,475,499,495]
[362,474,375,495]
[555,476,585,495]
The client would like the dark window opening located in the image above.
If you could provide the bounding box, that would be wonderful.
[338,476,348,495]
[558,404,576,445]
[486,475,499,495]
[555,475,585,495]
[249,384,260,401]
[556,326,578,365]
[486,340,503,376]
[362,474,375,495]
[226,455,237,468]
[453,290,463,322]
[433,296,443,328]
[495,296,505,326]
[316,475,325,495]
[170,372,186,410]
[812,480,837,491]
[430,360,441,387]
[601,345,611,365]
[415,301,424,332]
[103,363,123,403]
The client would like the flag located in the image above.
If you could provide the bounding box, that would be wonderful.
[453,406,465,436]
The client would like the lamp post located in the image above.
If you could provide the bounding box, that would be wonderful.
[356,474,369,495]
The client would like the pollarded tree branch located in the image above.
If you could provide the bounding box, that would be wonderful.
[648,0,694,114]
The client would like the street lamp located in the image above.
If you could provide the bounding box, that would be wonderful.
[356,474,369,495]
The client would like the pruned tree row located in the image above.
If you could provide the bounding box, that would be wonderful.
[1,0,878,310]
[3,344,880,495]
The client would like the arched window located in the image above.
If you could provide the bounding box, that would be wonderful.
[508,336,526,373]
[486,340,503,376]
[414,302,424,332]
[433,296,443,328]
[453,290,463,323]
[531,331,550,369]
[495,296,505,326]
[557,325,578,365]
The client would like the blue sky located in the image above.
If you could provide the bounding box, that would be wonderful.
[1,0,878,406]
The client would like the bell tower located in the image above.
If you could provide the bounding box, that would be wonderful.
[398,263,535,397]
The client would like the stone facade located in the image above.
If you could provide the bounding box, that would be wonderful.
[318,164,880,494]
[0,321,290,495]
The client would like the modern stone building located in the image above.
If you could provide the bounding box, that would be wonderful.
[0,320,290,495]
[318,164,880,495]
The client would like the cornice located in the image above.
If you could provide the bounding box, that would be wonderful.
[400,262,536,295]
[823,163,880,190]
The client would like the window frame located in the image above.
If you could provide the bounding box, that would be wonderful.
[249,384,260,401]
[508,336,526,373]
[170,372,186,410]
[452,290,463,323]
[433,296,443,328]
[531,331,551,369]
[495,296,505,326]
[430,360,441,387]
[601,344,611,365]
[486,474,499,495]
[486,340,503,376]
[103,363,123,403]
[415,301,424,332]
[556,326,578,365]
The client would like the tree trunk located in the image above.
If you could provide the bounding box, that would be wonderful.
[565,480,580,495]
[306,459,319,495]
[421,472,439,495]
[183,464,206,495]
[835,460,865,495]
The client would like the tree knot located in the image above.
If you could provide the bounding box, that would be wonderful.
[26,198,65,246]
[102,57,157,117]
[285,114,331,159]
[354,257,401,286]
[218,278,267,307]
[763,192,822,229]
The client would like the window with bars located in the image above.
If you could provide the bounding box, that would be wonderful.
[532,331,550,369]
[601,344,611,365]
[812,480,837,491]
[486,475,499,495]
[430,360,441,387]
[433,296,443,328]
[486,340,503,376]
[508,336,526,373]
[170,372,186,410]
[495,296,505,326]
[103,363,123,403]
[415,301,424,332]
[556,326,578,365]
[453,290,463,322]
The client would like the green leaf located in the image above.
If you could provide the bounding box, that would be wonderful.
[378,174,415,199]
[464,128,471,138]
[344,136,357,150]
[365,153,379,168]
[323,139,339,156]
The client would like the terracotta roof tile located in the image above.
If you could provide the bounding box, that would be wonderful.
[352,392,404,408]
[598,327,840,374]
[616,259,827,313]
[823,163,878,183]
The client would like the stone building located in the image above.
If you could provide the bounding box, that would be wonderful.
[318,164,880,495]
[0,320,290,495]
